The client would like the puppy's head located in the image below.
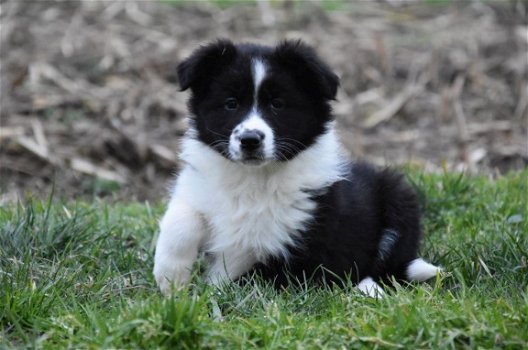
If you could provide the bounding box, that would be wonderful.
[178,39,339,166]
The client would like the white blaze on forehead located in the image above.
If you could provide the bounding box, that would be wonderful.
[243,110,270,131]
[252,59,266,94]
[227,60,272,163]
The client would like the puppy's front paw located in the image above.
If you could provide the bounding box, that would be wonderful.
[153,259,192,295]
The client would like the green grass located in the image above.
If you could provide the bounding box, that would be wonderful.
[1,170,527,349]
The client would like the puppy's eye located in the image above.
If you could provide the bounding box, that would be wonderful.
[224,98,239,111]
[270,98,284,110]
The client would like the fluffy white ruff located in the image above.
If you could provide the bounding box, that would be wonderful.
[179,124,345,258]
[406,258,442,281]
[154,123,347,291]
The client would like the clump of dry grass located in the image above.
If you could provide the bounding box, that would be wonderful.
[1,1,526,202]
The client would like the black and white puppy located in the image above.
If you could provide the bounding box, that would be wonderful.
[153,40,440,296]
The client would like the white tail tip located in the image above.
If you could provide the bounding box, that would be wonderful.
[406,258,442,281]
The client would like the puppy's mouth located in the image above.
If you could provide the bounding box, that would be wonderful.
[239,152,268,165]
[228,146,271,165]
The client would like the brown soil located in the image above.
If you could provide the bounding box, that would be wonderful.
[1,1,527,203]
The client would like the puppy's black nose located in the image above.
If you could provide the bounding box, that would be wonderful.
[239,130,265,150]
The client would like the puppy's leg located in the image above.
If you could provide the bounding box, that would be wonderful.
[153,199,206,295]
[357,277,384,298]
[206,249,257,286]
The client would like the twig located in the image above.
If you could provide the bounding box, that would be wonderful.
[31,118,47,153]
[125,2,152,26]
[514,82,527,120]
[257,0,275,27]
[354,87,383,105]
[451,75,472,170]
[363,84,422,128]
[30,62,109,100]
[373,31,390,75]
[15,136,59,166]
[467,121,513,135]
[0,126,25,140]
[452,76,469,143]
[149,144,177,166]
[70,158,127,184]
[60,6,83,57]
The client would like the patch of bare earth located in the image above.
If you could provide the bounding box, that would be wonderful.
[1,1,526,203]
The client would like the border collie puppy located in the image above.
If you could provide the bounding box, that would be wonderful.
[153,39,440,296]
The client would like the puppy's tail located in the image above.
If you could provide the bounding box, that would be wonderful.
[405,258,442,281]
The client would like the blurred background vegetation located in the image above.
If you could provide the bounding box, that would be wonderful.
[0,0,526,202]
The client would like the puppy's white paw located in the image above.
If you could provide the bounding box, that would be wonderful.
[153,260,192,295]
[153,199,206,295]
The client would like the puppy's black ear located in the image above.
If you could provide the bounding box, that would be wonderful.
[177,39,237,91]
[273,40,339,100]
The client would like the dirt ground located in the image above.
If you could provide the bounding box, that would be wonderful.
[1,1,527,203]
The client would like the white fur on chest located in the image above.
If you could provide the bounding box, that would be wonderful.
[172,125,346,265]
[199,167,317,261]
